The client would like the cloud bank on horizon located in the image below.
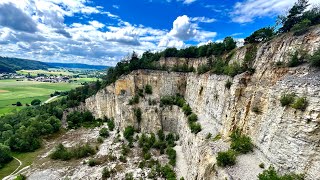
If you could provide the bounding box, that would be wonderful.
[0,0,318,66]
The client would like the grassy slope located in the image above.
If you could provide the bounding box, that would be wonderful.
[0,149,44,179]
[0,79,80,115]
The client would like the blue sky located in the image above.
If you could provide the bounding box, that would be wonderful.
[0,0,317,66]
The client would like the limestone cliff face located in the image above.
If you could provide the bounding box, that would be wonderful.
[81,27,320,180]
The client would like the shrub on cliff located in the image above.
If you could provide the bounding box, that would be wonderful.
[99,128,109,138]
[182,104,192,116]
[230,130,253,154]
[190,122,202,134]
[225,80,232,89]
[291,97,308,111]
[128,95,139,105]
[123,126,135,141]
[309,48,320,67]
[166,147,176,166]
[216,150,236,167]
[188,113,198,123]
[134,108,142,123]
[280,93,296,107]
[107,118,115,131]
[258,166,304,180]
[145,84,153,94]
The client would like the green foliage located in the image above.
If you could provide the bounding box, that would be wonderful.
[244,27,275,44]
[49,143,72,161]
[145,84,153,94]
[182,104,192,116]
[0,144,13,169]
[291,19,311,36]
[161,164,177,180]
[107,118,115,131]
[99,128,109,138]
[123,126,135,141]
[278,0,310,33]
[31,99,41,106]
[197,64,211,74]
[134,108,142,123]
[128,95,139,105]
[0,106,62,152]
[309,48,320,67]
[187,113,198,123]
[67,111,99,129]
[172,64,195,73]
[144,152,152,160]
[206,133,212,140]
[97,137,104,144]
[230,129,254,154]
[16,102,22,107]
[160,95,201,134]
[14,174,27,180]
[288,51,304,67]
[280,93,296,107]
[291,97,308,111]
[166,147,177,166]
[88,158,97,166]
[225,80,232,89]
[0,57,50,73]
[216,150,236,167]
[49,143,96,161]
[189,122,202,134]
[102,168,111,179]
[258,166,304,180]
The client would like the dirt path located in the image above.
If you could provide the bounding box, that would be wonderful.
[3,157,22,180]
[44,96,59,104]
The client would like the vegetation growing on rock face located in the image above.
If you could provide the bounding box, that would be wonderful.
[123,126,135,141]
[145,84,153,94]
[216,150,236,167]
[280,93,296,107]
[258,166,304,180]
[67,110,101,129]
[225,79,232,89]
[280,93,308,111]
[50,143,96,161]
[291,97,308,111]
[107,118,115,131]
[134,108,142,123]
[244,27,275,44]
[309,48,320,67]
[128,95,140,105]
[160,95,202,134]
[99,128,109,138]
[230,129,254,154]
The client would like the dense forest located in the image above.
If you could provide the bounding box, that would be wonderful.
[0,57,51,73]
[0,0,319,170]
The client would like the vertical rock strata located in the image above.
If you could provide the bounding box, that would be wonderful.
[82,27,320,179]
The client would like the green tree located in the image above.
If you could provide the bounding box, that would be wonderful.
[278,0,309,33]
[0,144,13,168]
[223,37,237,51]
[31,99,41,106]
[244,27,275,44]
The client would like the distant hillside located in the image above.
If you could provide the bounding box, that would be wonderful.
[47,62,109,70]
[0,57,51,73]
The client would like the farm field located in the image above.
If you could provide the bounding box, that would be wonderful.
[16,69,74,77]
[0,79,80,115]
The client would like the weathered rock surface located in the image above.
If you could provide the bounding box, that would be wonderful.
[26,27,320,179]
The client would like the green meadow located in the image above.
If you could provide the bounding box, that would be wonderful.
[0,79,80,115]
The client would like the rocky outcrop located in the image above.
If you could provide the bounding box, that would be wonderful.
[62,27,320,179]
